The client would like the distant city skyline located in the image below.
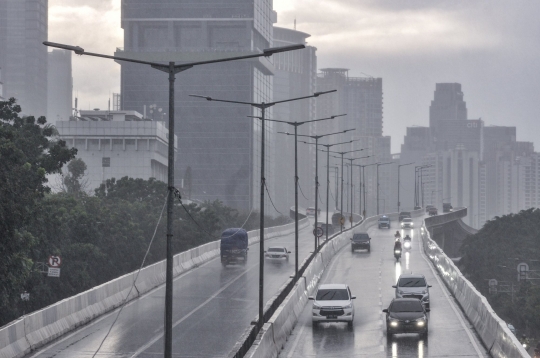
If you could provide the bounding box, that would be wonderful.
[48,0,540,153]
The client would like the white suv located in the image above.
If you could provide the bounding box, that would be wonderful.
[309,284,356,327]
[393,273,432,308]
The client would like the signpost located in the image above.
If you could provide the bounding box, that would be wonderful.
[313,227,324,238]
[47,255,62,277]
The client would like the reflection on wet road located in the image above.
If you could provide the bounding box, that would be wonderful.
[27,216,329,358]
[280,217,489,357]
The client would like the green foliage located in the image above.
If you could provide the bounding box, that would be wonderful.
[63,158,88,196]
[460,208,540,336]
[0,98,76,324]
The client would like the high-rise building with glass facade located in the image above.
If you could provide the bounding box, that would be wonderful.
[117,0,276,212]
[0,0,48,116]
[272,26,317,214]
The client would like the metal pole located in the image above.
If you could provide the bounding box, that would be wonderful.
[326,147,330,242]
[258,106,266,329]
[340,153,344,231]
[397,165,401,213]
[335,167,339,210]
[294,124,298,277]
[377,164,380,215]
[358,166,362,216]
[362,167,366,217]
[314,137,319,250]
[350,161,353,227]
[164,62,175,358]
[420,168,424,208]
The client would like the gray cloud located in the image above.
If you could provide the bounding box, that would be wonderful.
[49,0,540,151]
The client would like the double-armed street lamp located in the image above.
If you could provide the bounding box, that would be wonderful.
[190,90,336,330]
[376,162,393,215]
[397,162,414,213]
[286,126,352,249]
[357,162,379,217]
[344,156,371,227]
[274,114,346,275]
[328,148,365,231]
[306,143,351,241]
[43,40,306,357]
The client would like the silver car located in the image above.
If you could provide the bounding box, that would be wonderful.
[264,246,290,262]
[309,283,356,327]
[393,274,432,308]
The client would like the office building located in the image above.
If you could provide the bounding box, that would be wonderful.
[315,68,387,216]
[0,0,48,116]
[272,26,317,214]
[56,110,175,192]
[117,0,275,212]
[429,83,467,127]
[47,49,72,122]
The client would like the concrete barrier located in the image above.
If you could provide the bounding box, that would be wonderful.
[0,218,309,358]
[244,212,396,358]
[420,221,528,357]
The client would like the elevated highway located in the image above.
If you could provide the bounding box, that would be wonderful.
[279,215,489,357]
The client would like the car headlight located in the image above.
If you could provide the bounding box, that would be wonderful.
[343,303,352,309]
[389,320,399,327]
[395,250,401,254]
[398,290,404,295]
[421,290,427,294]
[416,319,425,327]
[313,303,321,309]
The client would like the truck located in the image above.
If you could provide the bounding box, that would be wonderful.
[220,228,248,267]
[443,203,453,213]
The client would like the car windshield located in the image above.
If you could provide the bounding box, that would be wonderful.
[398,278,427,287]
[391,300,424,312]
[268,248,284,252]
[353,234,369,241]
[379,218,389,222]
[403,219,412,222]
[316,289,349,300]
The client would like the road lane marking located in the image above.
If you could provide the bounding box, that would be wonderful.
[130,264,255,357]
[286,320,308,358]
[28,226,313,358]
[417,226,485,357]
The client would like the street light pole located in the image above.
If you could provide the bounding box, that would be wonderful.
[358,163,378,217]
[297,126,353,248]
[328,148,365,231]
[344,156,371,226]
[376,162,393,215]
[275,114,345,275]
[191,90,336,330]
[397,162,413,213]
[44,40,306,358]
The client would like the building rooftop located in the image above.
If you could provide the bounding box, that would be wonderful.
[74,110,151,122]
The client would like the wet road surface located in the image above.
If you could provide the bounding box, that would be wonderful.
[27,216,336,358]
[279,217,490,358]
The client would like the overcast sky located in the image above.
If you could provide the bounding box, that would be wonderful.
[49,0,540,153]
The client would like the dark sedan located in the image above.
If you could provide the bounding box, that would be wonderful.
[350,233,371,252]
[383,298,429,340]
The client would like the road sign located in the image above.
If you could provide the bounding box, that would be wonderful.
[48,267,61,277]
[488,279,498,287]
[48,255,62,267]
[517,262,529,281]
[313,227,324,238]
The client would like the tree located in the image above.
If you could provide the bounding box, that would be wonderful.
[0,98,76,324]
[63,158,88,196]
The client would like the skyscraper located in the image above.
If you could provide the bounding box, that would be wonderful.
[272,26,317,214]
[47,49,72,122]
[316,69,388,216]
[429,83,467,127]
[0,0,48,116]
[117,0,275,211]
